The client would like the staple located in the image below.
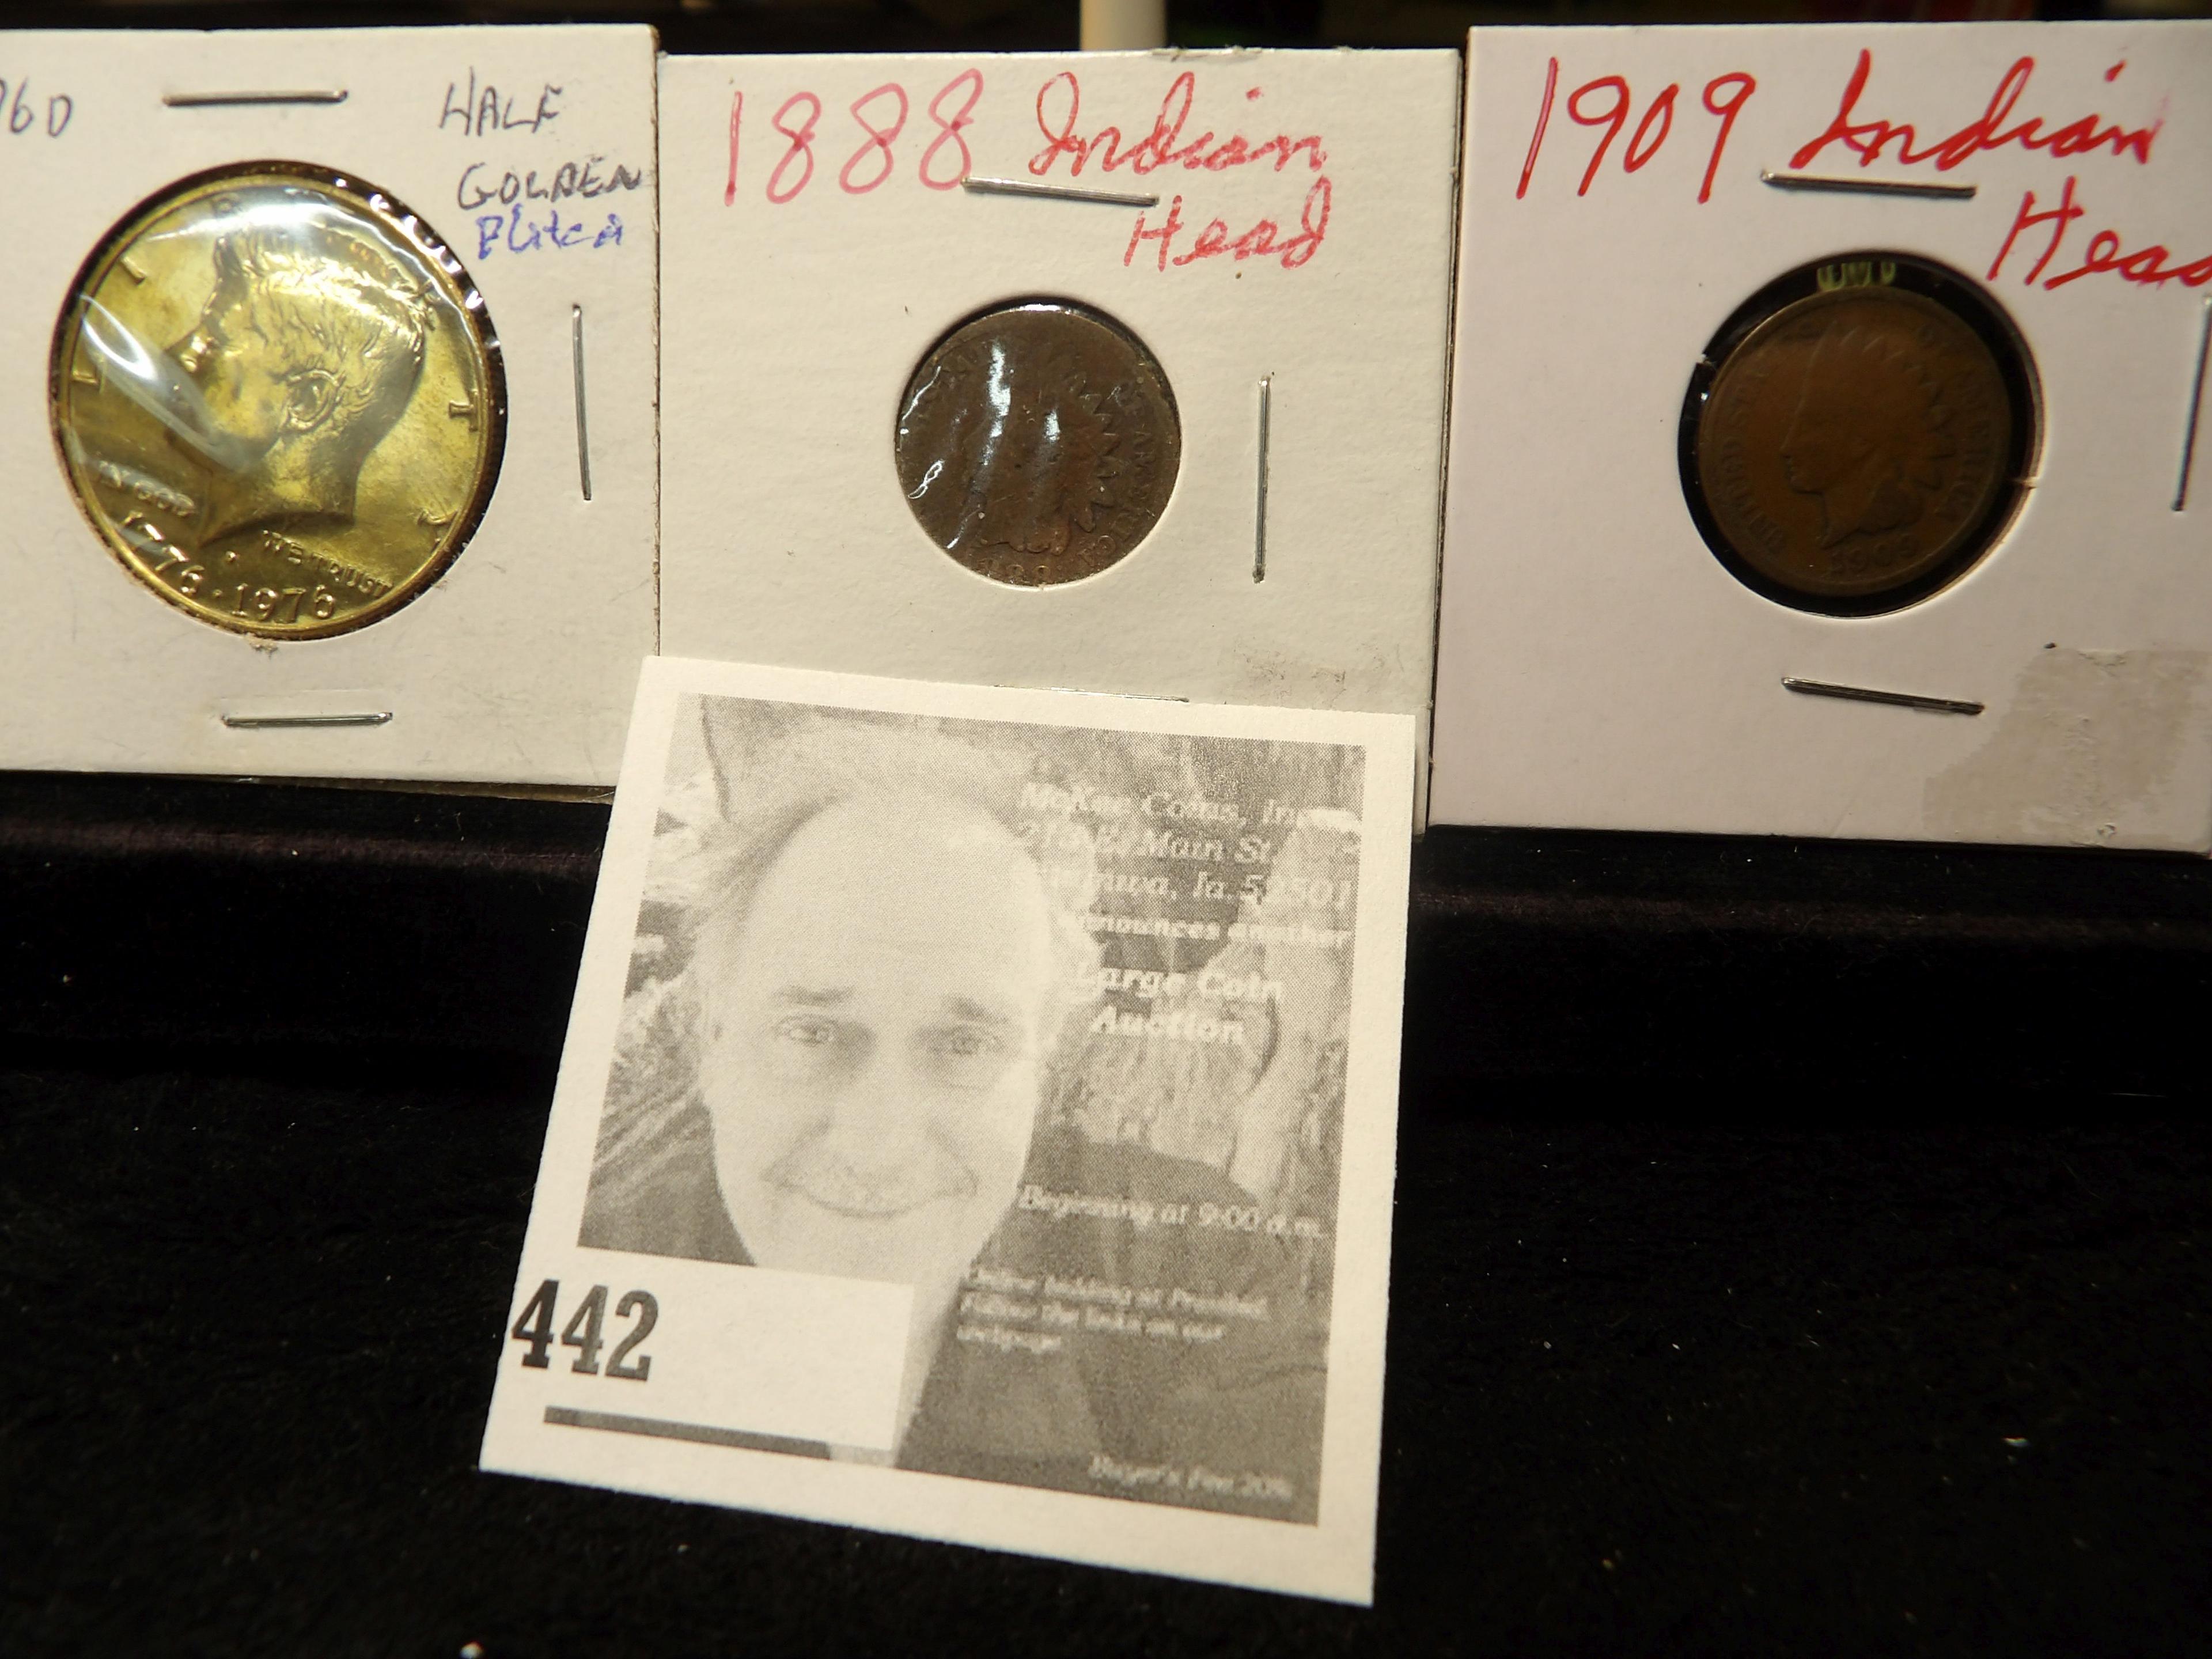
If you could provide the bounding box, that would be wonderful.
[1041,687,1190,703]
[961,176,1160,209]
[1782,676,1982,716]
[163,89,349,108]
[1760,169,1976,202]
[572,304,593,503]
[2173,298,2210,513]
[221,711,393,729]
[1253,374,1272,585]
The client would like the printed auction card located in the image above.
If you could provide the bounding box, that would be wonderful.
[482,657,1414,1604]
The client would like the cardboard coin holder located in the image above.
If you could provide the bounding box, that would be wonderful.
[0,26,659,787]
[1432,22,2212,850]
[656,50,1460,811]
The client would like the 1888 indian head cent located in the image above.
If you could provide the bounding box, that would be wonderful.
[51,162,505,639]
[895,301,1180,588]
[1681,255,2037,616]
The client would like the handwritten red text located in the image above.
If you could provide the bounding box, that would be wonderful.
[724,68,982,204]
[1988,175,2211,291]
[1030,70,1325,177]
[1791,51,2160,175]
[724,66,1331,273]
[1517,60,1756,204]
[1124,176,1331,272]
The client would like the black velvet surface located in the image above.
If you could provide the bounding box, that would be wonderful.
[5,772,2210,1656]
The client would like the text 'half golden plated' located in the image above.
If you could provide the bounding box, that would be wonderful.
[52,163,505,639]
[1683,256,2036,616]
[896,301,1180,589]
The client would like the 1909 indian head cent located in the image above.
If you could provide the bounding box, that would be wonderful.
[895,300,1180,589]
[51,162,505,639]
[1680,255,2038,616]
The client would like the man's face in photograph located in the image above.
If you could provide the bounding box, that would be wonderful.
[698,791,1058,1295]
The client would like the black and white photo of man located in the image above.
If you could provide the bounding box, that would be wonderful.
[579,698,1361,1521]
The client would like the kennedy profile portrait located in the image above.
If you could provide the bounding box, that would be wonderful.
[579,696,1359,1521]
[168,213,434,544]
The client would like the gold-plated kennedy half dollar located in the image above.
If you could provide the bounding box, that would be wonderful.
[51,163,505,639]
[895,300,1180,588]
[1681,255,2037,616]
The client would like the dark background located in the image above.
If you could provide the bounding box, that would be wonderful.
[5,770,2208,1656]
[5,1,2211,1653]
[0,0,2194,55]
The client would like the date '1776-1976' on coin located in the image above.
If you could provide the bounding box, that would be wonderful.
[895,300,1180,590]
[51,162,506,640]
[1681,253,2039,618]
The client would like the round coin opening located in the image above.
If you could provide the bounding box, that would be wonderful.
[50,160,507,641]
[1678,253,2039,618]
[894,298,1181,589]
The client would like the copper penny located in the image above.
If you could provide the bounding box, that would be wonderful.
[895,300,1179,588]
[1683,256,2035,615]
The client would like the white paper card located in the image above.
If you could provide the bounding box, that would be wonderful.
[532,1256,914,1454]
[0,26,659,786]
[655,51,1458,815]
[1433,22,2212,849]
[483,656,1415,1604]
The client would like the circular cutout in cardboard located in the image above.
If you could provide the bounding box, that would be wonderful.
[51,161,506,639]
[1679,253,2039,618]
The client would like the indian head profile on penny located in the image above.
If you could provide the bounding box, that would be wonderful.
[51,164,505,639]
[1781,323,1961,548]
[1685,256,2032,615]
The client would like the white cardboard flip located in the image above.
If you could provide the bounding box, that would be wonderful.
[1434,23,2212,850]
[656,51,1459,816]
[0,27,659,787]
